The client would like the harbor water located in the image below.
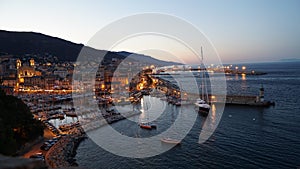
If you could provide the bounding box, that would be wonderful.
[75,61,300,169]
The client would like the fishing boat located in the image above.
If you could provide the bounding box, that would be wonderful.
[139,121,157,129]
[161,137,181,144]
[139,123,152,130]
[195,47,210,116]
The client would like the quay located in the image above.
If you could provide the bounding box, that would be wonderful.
[224,70,267,76]
[224,95,275,107]
[149,75,275,107]
[81,110,141,132]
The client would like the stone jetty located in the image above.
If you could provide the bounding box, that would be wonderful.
[45,127,86,168]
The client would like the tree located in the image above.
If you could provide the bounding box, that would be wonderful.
[0,89,44,156]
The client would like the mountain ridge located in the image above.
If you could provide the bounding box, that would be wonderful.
[0,30,179,65]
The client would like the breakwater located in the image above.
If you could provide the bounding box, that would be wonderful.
[45,127,86,168]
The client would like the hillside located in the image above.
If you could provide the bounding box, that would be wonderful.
[0,30,83,61]
[0,30,179,65]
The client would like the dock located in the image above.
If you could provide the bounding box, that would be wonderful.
[149,75,275,107]
[224,95,275,107]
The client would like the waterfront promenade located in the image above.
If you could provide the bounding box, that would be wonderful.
[44,109,141,168]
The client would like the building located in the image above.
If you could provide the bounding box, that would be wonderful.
[16,59,42,87]
[1,77,17,88]
[24,76,44,89]
[53,70,68,78]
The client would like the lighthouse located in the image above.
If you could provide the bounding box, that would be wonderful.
[259,84,264,102]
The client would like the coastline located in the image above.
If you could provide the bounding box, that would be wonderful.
[45,126,86,168]
[45,110,141,168]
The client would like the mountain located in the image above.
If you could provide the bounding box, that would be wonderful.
[0,30,83,61]
[0,30,179,65]
[116,51,180,66]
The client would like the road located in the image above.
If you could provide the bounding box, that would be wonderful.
[23,128,55,158]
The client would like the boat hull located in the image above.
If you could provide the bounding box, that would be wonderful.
[140,125,152,130]
[198,107,210,116]
[161,138,181,144]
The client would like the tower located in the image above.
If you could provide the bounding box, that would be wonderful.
[30,58,35,67]
[259,84,264,102]
[16,59,21,69]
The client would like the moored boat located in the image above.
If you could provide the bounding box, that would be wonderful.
[139,123,152,130]
[161,137,181,144]
[195,98,210,115]
[194,47,211,116]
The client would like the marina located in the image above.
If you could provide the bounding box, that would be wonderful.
[75,61,300,169]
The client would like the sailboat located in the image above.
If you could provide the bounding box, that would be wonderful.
[195,47,211,116]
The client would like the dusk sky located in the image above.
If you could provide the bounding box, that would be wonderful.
[0,0,299,63]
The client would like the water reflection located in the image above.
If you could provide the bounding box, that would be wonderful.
[210,104,216,124]
[241,73,246,81]
[235,74,239,80]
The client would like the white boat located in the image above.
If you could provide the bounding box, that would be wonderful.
[194,47,211,115]
[195,98,210,113]
[161,137,181,144]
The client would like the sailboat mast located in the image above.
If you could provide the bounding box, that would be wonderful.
[201,47,204,100]
[201,47,209,102]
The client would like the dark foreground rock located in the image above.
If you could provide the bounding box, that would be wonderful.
[0,155,87,169]
[0,155,47,169]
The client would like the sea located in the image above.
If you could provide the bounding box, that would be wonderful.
[75,61,300,169]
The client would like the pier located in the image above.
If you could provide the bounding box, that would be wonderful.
[224,95,275,107]
[145,75,275,107]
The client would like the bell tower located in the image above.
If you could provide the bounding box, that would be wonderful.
[30,58,35,67]
[16,59,21,69]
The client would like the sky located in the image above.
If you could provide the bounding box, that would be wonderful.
[0,0,299,64]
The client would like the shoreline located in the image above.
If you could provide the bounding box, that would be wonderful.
[45,110,141,168]
[45,126,86,168]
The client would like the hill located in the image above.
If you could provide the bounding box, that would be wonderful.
[0,30,179,65]
[0,30,83,61]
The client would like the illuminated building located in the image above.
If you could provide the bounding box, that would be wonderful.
[16,59,21,69]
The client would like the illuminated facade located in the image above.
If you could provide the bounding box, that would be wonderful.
[30,58,35,67]
[16,59,21,69]
[16,59,41,89]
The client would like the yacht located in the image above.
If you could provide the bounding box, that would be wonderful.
[195,98,210,114]
[194,47,210,115]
